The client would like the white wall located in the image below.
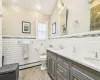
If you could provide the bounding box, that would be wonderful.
[50,4,61,37]
[65,0,90,34]
[2,3,50,37]
[0,0,2,68]
[50,0,90,37]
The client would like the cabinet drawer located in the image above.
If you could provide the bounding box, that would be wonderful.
[57,71,68,80]
[71,67,94,80]
[57,64,69,79]
[57,71,64,80]
[63,61,69,70]
[57,76,68,80]
[57,56,69,69]
[57,56,63,65]
[57,76,62,80]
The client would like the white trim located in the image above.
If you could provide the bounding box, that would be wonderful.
[19,61,41,69]
[48,30,100,39]
[2,35,36,38]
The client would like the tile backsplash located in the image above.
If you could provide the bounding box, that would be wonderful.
[48,36,100,59]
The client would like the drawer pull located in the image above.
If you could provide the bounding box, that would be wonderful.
[59,70,63,73]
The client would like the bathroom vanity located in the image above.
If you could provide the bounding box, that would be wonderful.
[47,49,100,80]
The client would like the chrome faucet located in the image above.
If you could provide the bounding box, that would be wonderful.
[95,52,98,58]
[58,44,63,49]
[92,51,98,58]
[49,45,53,48]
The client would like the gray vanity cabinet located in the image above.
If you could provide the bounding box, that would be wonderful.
[47,50,100,80]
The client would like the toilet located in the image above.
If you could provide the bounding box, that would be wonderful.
[40,54,47,70]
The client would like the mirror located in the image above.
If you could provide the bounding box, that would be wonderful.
[58,7,68,35]
[57,0,91,36]
[58,0,68,35]
[90,0,100,31]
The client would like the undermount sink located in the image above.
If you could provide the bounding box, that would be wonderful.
[84,57,100,66]
[84,57,100,61]
[53,48,63,50]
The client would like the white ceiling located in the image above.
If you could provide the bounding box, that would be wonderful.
[3,0,57,15]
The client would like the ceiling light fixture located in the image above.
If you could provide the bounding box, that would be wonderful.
[36,5,41,10]
[58,0,64,10]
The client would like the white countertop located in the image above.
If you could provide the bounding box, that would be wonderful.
[47,48,100,72]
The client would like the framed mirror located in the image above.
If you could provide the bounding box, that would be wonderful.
[90,0,100,31]
[58,5,68,35]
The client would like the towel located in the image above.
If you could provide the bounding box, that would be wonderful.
[23,44,29,59]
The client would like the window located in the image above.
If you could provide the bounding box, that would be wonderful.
[36,21,48,40]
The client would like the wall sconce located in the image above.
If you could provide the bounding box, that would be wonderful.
[58,0,64,10]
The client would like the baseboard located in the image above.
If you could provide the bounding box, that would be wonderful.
[19,61,41,70]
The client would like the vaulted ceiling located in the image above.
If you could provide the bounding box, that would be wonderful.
[3,0,57,15]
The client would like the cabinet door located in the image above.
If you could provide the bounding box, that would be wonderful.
[47,57,50,73]
[52,59,55,78]
[57,64,69,80]
[57,71,68,80]
[49,58,52,73]
[47,56,52,74]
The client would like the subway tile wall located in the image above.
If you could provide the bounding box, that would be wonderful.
[2,36,48,67]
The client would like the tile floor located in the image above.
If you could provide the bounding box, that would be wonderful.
[19,66,51,80]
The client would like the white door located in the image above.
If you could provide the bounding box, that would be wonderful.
[0,0,2,68]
